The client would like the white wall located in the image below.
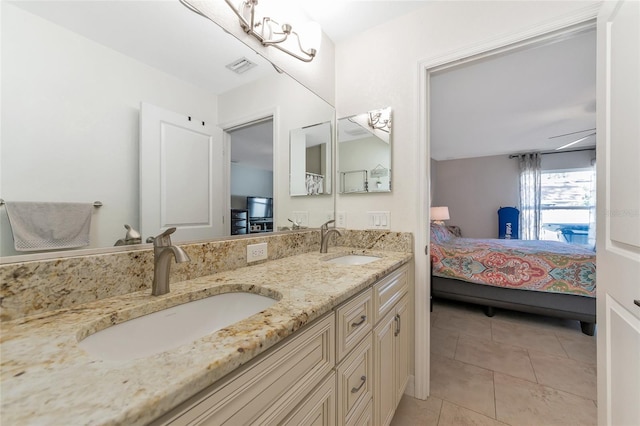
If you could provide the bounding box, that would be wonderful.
[217,74,335,229]
[432,155,520,238]
[334,0,599,233]
[542,149,596,170]
[339,136,391,193]
[230,164,274,200]
[191,0,335,105]
[0,4,217,256]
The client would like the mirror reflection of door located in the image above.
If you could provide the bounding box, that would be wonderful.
[140,102,224,243]
[290,121,332,196]
[228,118,274,235]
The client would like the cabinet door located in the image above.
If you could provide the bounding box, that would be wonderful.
[394,295,410,405]
[373,309,397,426]
[281,373,336,426]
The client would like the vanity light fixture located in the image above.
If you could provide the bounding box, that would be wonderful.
[224,0,321,63]
[368,110,391,133]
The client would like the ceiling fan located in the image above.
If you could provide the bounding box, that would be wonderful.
[549,128,596,150]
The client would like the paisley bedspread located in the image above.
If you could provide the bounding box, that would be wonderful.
[430,224,596,297]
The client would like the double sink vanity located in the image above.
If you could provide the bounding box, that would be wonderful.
[0,3,413,424]
[0,231,413,425]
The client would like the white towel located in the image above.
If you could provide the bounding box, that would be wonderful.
[5,202,93,251]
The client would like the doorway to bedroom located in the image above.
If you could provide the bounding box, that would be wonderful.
[418,20,598,423]
[429,26,597,243]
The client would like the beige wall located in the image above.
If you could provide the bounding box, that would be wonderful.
[432,155,520,238]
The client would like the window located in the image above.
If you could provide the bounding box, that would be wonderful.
[540,168,596,246]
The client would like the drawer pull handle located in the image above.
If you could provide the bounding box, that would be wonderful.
[394,314,401,336]
[351,376,367,393]
[351,315,367,327]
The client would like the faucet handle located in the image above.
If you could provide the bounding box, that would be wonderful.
[154,227,177,247]
[321,219,335,231]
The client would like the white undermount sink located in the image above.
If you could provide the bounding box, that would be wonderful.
[78,292,277,361]
[326,255,381,265]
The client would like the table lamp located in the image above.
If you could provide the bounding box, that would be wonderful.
[430,206,450,225]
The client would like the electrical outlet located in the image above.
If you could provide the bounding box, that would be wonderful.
[326,211,335,221]
[336,211,346,228]
[247,242,268,262]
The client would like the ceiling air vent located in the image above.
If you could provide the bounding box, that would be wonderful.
[226,57,257,74]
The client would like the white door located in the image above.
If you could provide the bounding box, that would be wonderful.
[140,103,224,242]
[596,2,640,425]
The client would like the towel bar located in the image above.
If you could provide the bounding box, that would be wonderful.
[0,199,103,207]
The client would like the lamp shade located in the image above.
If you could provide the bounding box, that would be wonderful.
[430,206,450,221]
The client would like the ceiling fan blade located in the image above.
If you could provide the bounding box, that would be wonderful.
[548,128,596,139]
[555,132,597,150]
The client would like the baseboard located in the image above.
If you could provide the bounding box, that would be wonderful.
[403,374,416,398]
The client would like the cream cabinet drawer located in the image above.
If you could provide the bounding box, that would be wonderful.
[336,288,372,362]
[372,265,408,324]
[155,313,335,426]
[353,399,373,426]
[280,372,336,426]
[337,333,373,426]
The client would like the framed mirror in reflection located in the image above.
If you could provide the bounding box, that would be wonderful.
[337,107,392,194]
[0,1,335,259]
[290,122,332,196]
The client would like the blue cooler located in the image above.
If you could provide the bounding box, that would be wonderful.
[498,207,519,239]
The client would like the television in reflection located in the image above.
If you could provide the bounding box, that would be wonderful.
[247,197,273,219]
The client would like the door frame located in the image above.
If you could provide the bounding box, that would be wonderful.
[414,4,601,400]
[220,108,279,234]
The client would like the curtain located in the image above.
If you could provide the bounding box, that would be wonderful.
[305,172,324,195]
[519,153,541,240]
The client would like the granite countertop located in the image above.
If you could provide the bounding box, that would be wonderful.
[1,247,412,425]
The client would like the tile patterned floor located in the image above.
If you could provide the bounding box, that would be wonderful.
[391,299,597,426]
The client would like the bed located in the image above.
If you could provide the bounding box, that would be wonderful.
[430,223,596,335]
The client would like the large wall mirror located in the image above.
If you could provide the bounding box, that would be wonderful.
[337,107,392,193]
[0,1,335,259]
[290,122,332,197]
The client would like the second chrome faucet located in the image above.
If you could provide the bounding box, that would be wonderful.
[320,220,342,253]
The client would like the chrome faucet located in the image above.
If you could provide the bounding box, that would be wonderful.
[320,220,342,253]
[288,218,301,230]
[151,227,190,296]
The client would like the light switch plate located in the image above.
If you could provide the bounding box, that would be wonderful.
[247,242,268,262]
[292,211,309,227]
[367,211,390,230]
[336,211,346,228]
